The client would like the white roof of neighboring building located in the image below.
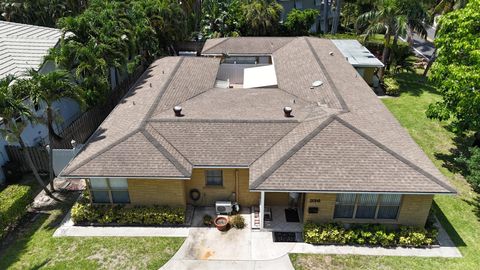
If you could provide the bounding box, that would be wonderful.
[331,39,384,68]
[0,21,62,79]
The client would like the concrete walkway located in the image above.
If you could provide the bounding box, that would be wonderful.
[54,210,461,269]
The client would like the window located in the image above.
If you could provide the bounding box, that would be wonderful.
[377,194,402,219]
[205,170,223,186]
[334,194,402,220]
[333,193,356,218]
[89,178,130,204]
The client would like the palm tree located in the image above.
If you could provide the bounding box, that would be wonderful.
[356,0,399,79]
[241,0,283,36]
[16,70,83,192]
[0,76,60,201]
[433,0,467,14]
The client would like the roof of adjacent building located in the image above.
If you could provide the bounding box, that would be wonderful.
[331,39,384,68]
[61,37,455,194]
[0,21,62,79]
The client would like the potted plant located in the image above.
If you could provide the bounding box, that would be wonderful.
[203,214,213,226]
[214,216,229,231]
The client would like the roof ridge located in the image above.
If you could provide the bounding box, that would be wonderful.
[202,37,230,54]
[148,118,300,124]
[141,57,184,125]
[250,116,335,189]
[147,123,193,169]
[61,128,142,175]
[333,116,456,193]
[304,37,349,112]
[141,128,191,177]
[271,37,297,53]
[61,57,185,176]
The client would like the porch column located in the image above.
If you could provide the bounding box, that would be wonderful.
[260,191,265,229]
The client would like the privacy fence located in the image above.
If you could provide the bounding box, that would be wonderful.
[5,64,148,174]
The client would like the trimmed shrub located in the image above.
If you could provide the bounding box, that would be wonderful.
[0,184,33,238]
[304,223,437,247]
[283,9,319,36]
[71,199,185,226]
[229,214,246,229]
[383,76,400,96]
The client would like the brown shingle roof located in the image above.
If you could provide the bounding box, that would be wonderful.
[61,37,456,194]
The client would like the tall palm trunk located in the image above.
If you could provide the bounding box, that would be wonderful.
[423,48,437,77]
[19,136,61,202]
[46,106,62,192]
[379,33,392,80]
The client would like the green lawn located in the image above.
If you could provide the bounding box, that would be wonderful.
[0,202,184,270]
[290,72,480,270]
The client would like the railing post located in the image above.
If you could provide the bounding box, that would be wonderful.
[260,191,265,230]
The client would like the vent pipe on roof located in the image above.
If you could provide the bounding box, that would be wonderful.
[283,107,293,118]
[173,106,183,117]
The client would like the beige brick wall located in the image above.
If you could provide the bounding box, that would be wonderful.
[303,193,336,223]
[237,169,260,206]
[184,168,259,207]
[397,195,433,227]
[127,179,186,207]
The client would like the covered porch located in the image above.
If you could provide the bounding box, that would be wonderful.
[251,191,304,232]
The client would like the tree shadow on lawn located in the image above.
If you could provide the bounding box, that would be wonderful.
[434,134,474,177]
[394,72,439,97]
[0,197,74,269]
[432,201,466,248]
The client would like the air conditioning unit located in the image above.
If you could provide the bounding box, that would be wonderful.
[215,201,233,215]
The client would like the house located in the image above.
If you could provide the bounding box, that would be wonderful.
[0,21,82,182]
[61,37,455,231]
[331,39,384,86]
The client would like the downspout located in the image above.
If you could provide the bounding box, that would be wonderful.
[235,169,239,203]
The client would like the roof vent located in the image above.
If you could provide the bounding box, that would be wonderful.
[312,80,323,87]
[329,51,334,56]
[283,106,293,118]
[173,106,183,117]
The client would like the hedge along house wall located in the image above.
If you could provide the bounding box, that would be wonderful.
[303,193,434,228]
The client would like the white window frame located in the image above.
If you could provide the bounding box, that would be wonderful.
[205,170,223,187]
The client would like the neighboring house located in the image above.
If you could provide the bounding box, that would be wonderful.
[0,21,81,182]
[332,39,384,86]
[61,37,455,231]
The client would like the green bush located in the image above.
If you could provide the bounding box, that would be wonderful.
[229,214,246,229]
[203,214,213,226]
[465,147,480,192]
[71,200,185,226]
[0,184,33,238]
[383,76,400,96]
[304,223,437,247]
[283,9,319,36]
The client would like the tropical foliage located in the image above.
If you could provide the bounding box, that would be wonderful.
[0,0,86,27]
[240,0,283,36]
[200,0,242,38]
[284,9,320,36]
[0,76,59,201]
[426,0,480,133]
[47,0,187,107]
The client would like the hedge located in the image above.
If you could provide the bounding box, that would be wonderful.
[304,223,438,247]
[383,76,400,96]
[0,184,33,238]
[71,199,185,225]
